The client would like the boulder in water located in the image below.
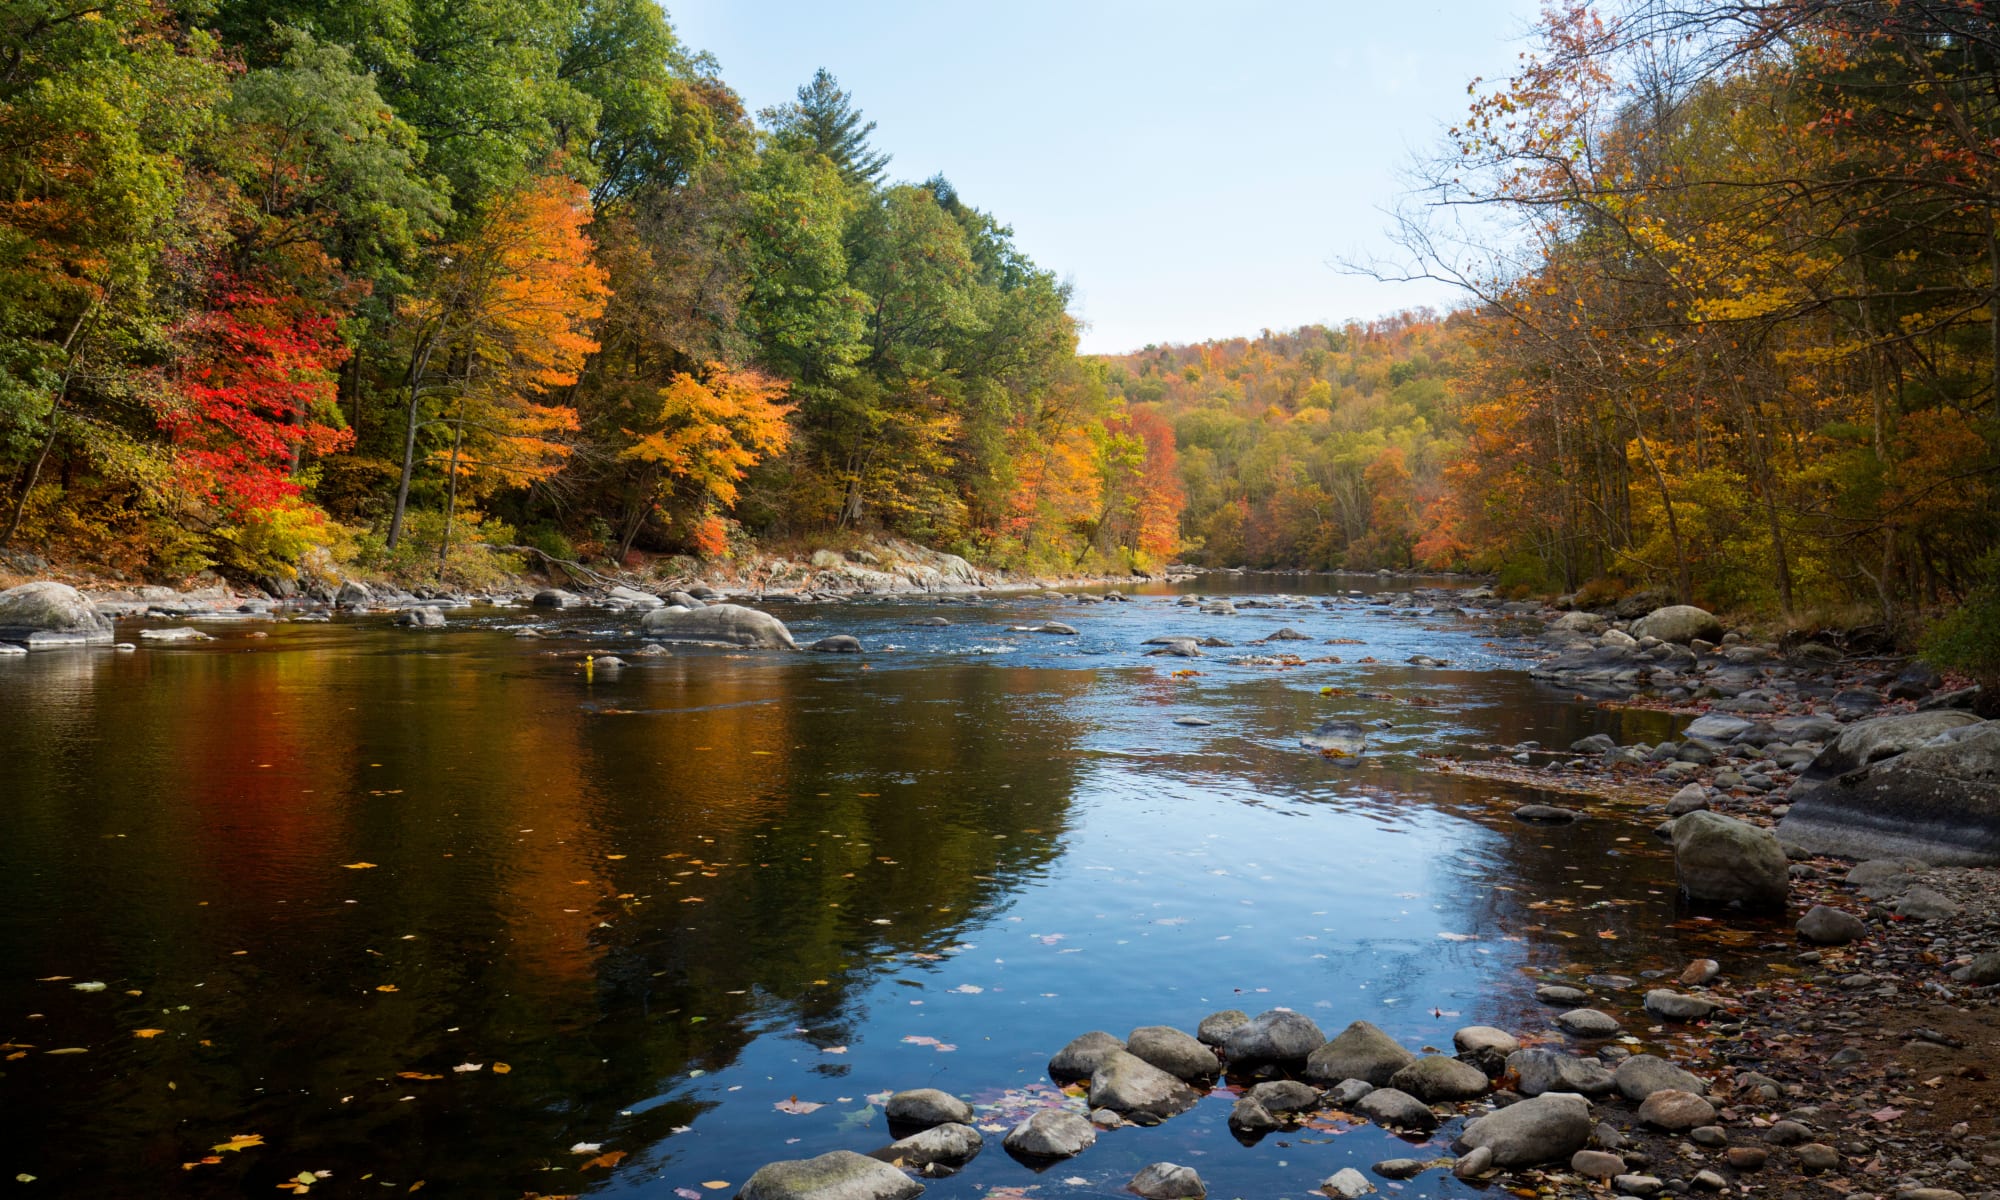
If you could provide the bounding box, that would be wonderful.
[1306,1020,1415,1086]
[640,602,796,649]
[1457,1092,1592,1166]
[737,1149,924,1200]
[1223,1008,1326,1069]
[1672,810,1789,908]
[1300,720,1367,757]
[0,582,114,647]
[807,635,862,653]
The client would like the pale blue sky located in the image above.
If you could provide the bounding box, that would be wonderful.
[668,1,1544,353]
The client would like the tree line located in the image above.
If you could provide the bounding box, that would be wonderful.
[0,0,1179,584]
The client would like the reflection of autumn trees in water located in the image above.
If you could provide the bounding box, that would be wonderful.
[0,631,1090,1193]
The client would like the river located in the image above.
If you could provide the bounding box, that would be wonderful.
[0,574,1781,1198]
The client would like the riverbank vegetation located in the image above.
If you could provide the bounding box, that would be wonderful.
[2,1,1996,672]
[0,0,1176,586]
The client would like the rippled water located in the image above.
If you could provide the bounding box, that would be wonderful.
[0,574,1773,1198]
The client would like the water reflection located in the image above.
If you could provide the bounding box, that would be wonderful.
[0,584,1739,1197]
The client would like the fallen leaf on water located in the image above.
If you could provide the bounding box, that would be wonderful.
[396,1072,443,1081]
[491,1062,511,1074]
[375,985,399,993]
[452,1063,482,1073]
[570,1143,602,1155]
[36,976,70,982]
[820,1046,847,1054]
[701,1183,729,1191]
[342,863,377,870]
[212,1134,264,1153]
[579,1151,627,1171]
[134,1029,165,1038]
[1597,930,1620,940]
[45,1047,87,1055]
[774,1097,823,1115]
[72,981,107,992]
[676,1190,703,1200]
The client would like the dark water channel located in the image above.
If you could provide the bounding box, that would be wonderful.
[0,575,1777,1198]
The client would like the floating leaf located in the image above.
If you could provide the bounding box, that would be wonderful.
[396,1072,443,1081]
[375,985,399,993]
[701,1183,730,1192]
[580,1151,627,1171]
[212,1134,265,1153]
[491,1062,511,1074]
[570,1143,601,1155]
[72,981,106,992]
[774,1096,823,1115]
[134,1029,166,1039]
[452,1062,482,1073]
[342,863,377,870]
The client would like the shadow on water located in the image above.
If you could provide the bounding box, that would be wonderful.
[0,585,1778,1197]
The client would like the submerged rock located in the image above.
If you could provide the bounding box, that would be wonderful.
[736,1150,924,1200]
[807,635,862,653]
[641,602,797,649]
[1300,720,1368,756]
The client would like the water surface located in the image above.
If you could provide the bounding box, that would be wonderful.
[0,576,1763,1198]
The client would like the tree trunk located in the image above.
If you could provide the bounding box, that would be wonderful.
[386,338,439,550]
[437,413,464,578]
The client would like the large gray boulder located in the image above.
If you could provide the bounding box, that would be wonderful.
[1354,1086,1438,1132]
[1791,711,1981,789]
[1457,1092,1593,1167]
[1779,719,2000,865]
[871,1123,981,1174]
[1087,1050,1199,1122]
[1305,1019,1415,1085]
[641,602,797,649]
[1673,810,1789,908]
[885,1088,972,1130]
[736,1149,924,1200]
[1048,1031,1125,1083]
[0,582,114,647]
[1222,1008,1325,1069]
[1506,1048,1616,1097]
[1631,605,1724,645]
[1002,1109,1095,1160]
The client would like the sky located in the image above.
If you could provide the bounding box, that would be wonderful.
[667,1,1546,354]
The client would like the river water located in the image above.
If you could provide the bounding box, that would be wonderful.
[0,575,1772,1198]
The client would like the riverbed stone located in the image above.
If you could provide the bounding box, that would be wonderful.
[1196,1009,1249,1046]
[1515,804,1584,822]
[1087,1050,1199,1122]
[1615,1175,1665,1196]
[530,588,580,609]
[1126,1025,1219,1082]
[737,1150,924,1200]
[1321,1167,1375,1198]
[1326,1078,1375,1107]
[871,1123,982,1174]
[1305,1019,1415,1085]
[1642,990,1720,1021]
[1556,1008,1621,1037]
[1453,1146,1494,1179]
[0,582,114,647]
[1797,904,1867,945]
[1781,714,2000,865]
[641,602,797,649]
[1508,1048,1616,1097]
[1002,1109,1095,1160]
[1535,984,1589,1006]
[885,1088,972,1130]
[1571,1150,1626,1179]
[1797,1143,1840,1172]
[1227,1095,1277,1134]
[1613,1055,1707,1101]
[1452,1025,1520,1074]
[807,635,861,653]
[1129,1163,1205,1200]
[1637,1088,1716,1130]
[1896,885,1962,920]
[1726,1147,1769,1171]
[1048,1031,1124,1082]
[1224,1008,1326,1069]
[1354,1086,1438,1132]
[1673,810,1790,908]
[1668,783,1711,815]
[1300,720,1368,756]
[1457,1092,1593,1166]
[1389,1054,1490,1101]
[1246,1080,1322,1115]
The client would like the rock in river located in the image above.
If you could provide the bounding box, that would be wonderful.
[1088,1050,1199,1122]
[1126,1025,1219,1082]
[1354,1086,1438,1132]
[1224,1008,1326,1070]
[641,602,797,649]
[1305,1019,1414,1085]
[1452,1026,1520,1075]
[1321,1167,1376,1198]
[1300,720,1367,756]
[1389,1054,1490,1102]
[886,1088,972,1130]
[737,1149,924,1200]
[1515,804,1583,823]
[1555,1008,1621,1037]
[1002,1109,1095,1161]
[871,1123,981,1174]
[1049,1030,1125,1082]
[1246,1080,1322,1115]
[1673,810,1789,908]
[807,635,861,653]
[1129,1163,1206,1199]
[1196,1009,1248,1046]
[1457,1092,1593,1166]
[0,582,114,648]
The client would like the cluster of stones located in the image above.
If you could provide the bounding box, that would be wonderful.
[733,998,1854,1200]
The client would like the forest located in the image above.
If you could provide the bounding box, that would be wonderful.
[1,0,1997,664]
